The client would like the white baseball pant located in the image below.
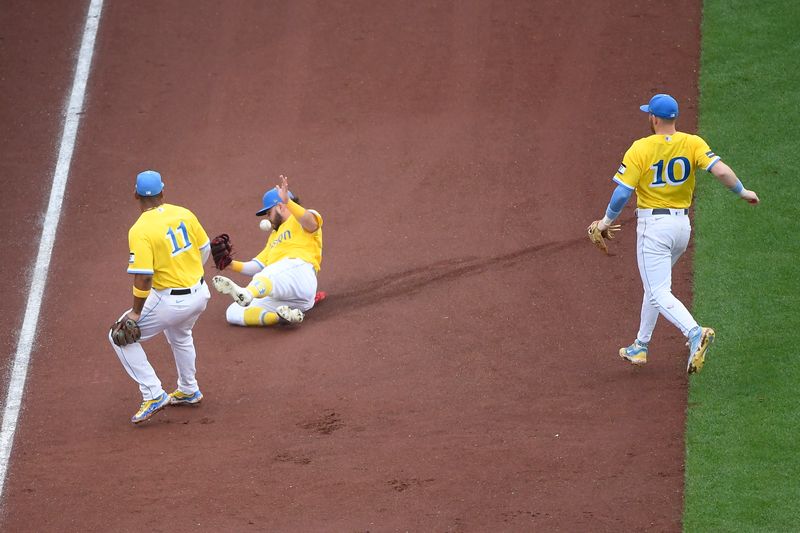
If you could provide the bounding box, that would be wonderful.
[635,209,699,343]
[109,278,210,400]
[225,258,317,325]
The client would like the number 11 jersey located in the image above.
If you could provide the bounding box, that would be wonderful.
[127,203,209,290]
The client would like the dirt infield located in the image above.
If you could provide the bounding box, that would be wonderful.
[1,1,702,530]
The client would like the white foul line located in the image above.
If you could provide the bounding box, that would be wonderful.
[0,0,104,499]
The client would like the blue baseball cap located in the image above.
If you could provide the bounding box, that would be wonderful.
[640,94,679,119]
[135,170,164,196]
[256,188,295,216]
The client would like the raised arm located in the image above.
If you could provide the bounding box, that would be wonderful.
[278,174,320,232]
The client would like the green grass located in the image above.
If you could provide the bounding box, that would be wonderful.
[686,0,800,531]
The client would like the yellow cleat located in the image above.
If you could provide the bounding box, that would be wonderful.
[168,389,203,406]
[131,392,169,424]
[687,327,715,374]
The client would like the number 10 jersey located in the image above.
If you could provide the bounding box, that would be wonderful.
[613,132,721,209]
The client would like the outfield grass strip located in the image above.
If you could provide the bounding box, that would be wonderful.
[686,0,800,531]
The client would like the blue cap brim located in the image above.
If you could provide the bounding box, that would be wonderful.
[640,105,651,113]
[257,201,281,216]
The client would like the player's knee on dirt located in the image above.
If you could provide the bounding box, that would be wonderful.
[243,307,280,327]
[246,275,273,299]
[226,303,246,326]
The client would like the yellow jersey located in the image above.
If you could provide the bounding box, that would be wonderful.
[127,203,209,289]
[613,132,721,209]
[255,210,323,272]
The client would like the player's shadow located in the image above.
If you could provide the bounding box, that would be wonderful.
[311,235,587,319]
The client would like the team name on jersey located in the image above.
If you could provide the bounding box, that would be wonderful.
[269,230,292,248]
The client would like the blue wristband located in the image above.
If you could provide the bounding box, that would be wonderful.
[729,179,744,194]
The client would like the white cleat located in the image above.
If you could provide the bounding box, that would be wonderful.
[276,305,304,324]
[212,276,253,307]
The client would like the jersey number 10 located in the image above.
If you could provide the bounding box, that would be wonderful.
[650,157,691,187]
[166,221,193,256]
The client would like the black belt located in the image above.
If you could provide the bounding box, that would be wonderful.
[170,278,204,295]
[652,208,688,215]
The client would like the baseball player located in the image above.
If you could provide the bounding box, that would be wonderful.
[211,174,322,326]
[109,170,212,424]
[587,94,759,373]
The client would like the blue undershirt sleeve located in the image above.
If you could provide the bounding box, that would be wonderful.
[605,183,633,220]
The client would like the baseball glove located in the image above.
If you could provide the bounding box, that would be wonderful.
[110,318,141,347]
[587,220,621,254]
[210,233,233,270]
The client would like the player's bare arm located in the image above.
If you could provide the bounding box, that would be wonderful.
[126,273,153,321]
[709,160,760,204]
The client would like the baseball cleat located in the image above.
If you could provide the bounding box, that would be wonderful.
[687,327,715,374]
[212,275,253,306]
[276,305,304,324]
[619,339,648,365]
[168,389,203,406]
[131,392,170,424]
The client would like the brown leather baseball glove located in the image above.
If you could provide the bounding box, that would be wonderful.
[210,233,234,270]
[587,220,621,254]
[110,318,141,346]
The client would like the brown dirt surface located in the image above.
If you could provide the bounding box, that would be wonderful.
[1,1,701,531]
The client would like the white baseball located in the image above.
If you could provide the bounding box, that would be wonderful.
[259,219,272,232]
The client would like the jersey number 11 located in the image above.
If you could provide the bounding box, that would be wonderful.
[166,221,193,256]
